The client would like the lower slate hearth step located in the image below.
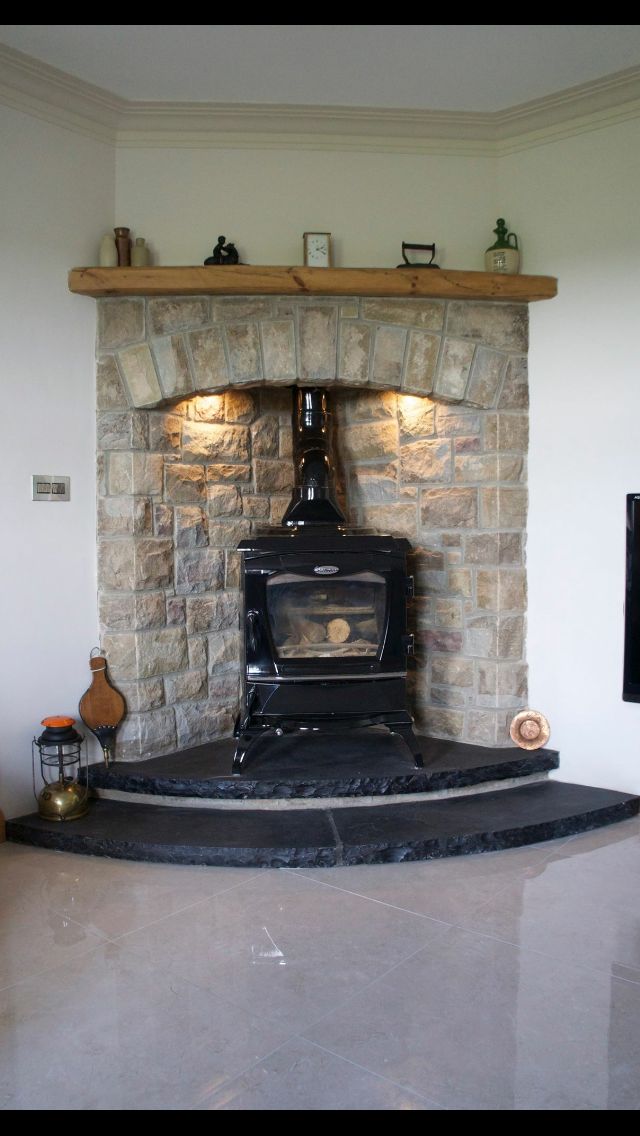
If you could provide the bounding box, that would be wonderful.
[7,781,638,868]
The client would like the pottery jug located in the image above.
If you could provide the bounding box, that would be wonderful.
[485,218,520,274]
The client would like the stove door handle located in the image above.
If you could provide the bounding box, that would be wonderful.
[246,609,262,654]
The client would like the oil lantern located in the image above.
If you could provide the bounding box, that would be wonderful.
[32,716,89,821]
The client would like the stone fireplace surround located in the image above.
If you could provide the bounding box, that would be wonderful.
[96,293,529,761]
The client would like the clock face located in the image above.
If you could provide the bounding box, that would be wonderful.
[304,232,331,267]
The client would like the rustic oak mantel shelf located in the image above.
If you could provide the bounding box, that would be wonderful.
[68,265,557,303]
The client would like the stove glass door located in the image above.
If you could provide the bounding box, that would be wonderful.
[266,571,386,659]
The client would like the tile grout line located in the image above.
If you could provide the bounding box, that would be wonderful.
[296,1036,449,1109]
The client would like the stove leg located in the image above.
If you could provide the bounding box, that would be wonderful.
[232,735,252,776]
[392,723,424,769]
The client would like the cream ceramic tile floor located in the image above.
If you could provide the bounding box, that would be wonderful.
[1,818,639,1110]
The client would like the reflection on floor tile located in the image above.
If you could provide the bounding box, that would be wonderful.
[193,1038,442,1110]
[2,819,640,1111]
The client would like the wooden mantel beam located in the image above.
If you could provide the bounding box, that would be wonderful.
[68,265,557,303]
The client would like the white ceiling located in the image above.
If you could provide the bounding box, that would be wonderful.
[1,24,640,110]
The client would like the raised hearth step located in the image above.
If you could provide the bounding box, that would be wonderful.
[86,734,560,802]
[7,781,638,868]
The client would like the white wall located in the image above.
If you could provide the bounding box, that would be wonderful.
[115,146,495,270]
[0,105,115,818]
[501,118,640,793]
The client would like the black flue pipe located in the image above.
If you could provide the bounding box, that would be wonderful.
[281,387,346,527]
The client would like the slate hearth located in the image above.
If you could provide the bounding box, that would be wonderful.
[7,737,638,867]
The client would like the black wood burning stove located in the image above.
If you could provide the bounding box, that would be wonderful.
[233,388,422,773]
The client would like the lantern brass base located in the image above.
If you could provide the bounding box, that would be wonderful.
[37,780,89,822]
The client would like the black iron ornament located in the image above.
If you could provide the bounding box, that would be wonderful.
[204,235,240,265]
[397,241,440,268]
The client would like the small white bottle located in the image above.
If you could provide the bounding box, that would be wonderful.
[98,233,118,267]
[131,237,150,267]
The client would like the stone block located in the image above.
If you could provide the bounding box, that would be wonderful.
[261,320,297,382]
[434,406,481,437]
[477,661,527,698]
[454,454,499,484]
[400,486,418,501]
[477,568,527,612]
[189,327,230,390]
[148,412,183,452]
[465,347,507,409]
[448,568,473,598]
[205,463,252,483]
[99,593,134,632]
[418,707,464,740]
[137,707,177,757]
[225,389,256,423]
[97,355,129,411]
[431,655,474,687]
[165,463,206,504]
[151,334,192,399]
[241,494,270,519]
[446,302,528,351]
[270,496,292,525]
[455,435,481,454]
[421,487,477,528]
[166,596,186,626]
[422,630,463,653]
[499,356,529,410]
[209,672,241,703]
[134,539,174,590]
[212,297,274,321]
[174,701,234,749]
[225,550,241,589]
[117,678,164,713]
[360,504,417,540]
[340,302,359,318]
[339,321,371,385]
[102,632,137,679]
[208,484,242,516]
[164,669,208,703]
[186,593,239,636]
[118,344,163,408]
[481,487,528,529]
[153,504,173,538]
[435,599,463,628]
[182,421,250,464]
[299,305,338,381]
[465,615,498,658]
[98,299,144,349]
[97,411,147,452]
[208,519,251,549]
[98,539,135,592]
[371,326,406,388]
[497,615,525,659]
[108,452,164,496]
[361,299,445,330]
[431,686,466,708]
[251,416,279,458]
[433,338,475,401]
[349,462,398,504]
[148,297,210,335]
[133,591,166,630]
[279,426,293,459]
[97,453,107,496]
[253,459,294,494]
[225,322,263,384]
[464,533,499,565]
[397,395,435,439]
[175,548,225,594]
[137,628,188,678]
[98,496,151,537]
[497,457,525,482]
[484,413,529,453]
[192,394,226,423]
[340,389,397,422]
[442,533,462,546]
[207,628,240,671]
[341,420,398,462]
[402,331,440,395]
[499,532,523,564]
[175,506,209,548]
[400,439,451,483]
[466,709,501,746]
[188,637,207,669]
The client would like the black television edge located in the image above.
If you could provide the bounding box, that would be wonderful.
[623,493,640,701]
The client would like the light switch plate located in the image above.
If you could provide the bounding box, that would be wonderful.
[32,475,70,502]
